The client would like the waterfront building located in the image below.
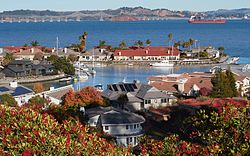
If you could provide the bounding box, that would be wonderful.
[149,72,250,97]
[80,48,110,61]
[2,60,55,77]
[113,46,180,61]
[235,76,250,97]
[102,81,176,112]
[85,106,145,147]
[0,81,34,106]
[41,85,74,105]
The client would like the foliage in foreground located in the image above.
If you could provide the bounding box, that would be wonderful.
[135,102,250,155]
[0,105,132,156]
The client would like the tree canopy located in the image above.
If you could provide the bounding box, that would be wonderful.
[53,57,75,75]
[211,70,238,98]
[62,86,105,108]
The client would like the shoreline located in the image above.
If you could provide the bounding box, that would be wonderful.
[0,74,67,85]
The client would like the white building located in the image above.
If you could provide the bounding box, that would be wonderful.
[235,76,250,97]
[85,106,145,147]
[0,81,34,106]
[41,85,74,104]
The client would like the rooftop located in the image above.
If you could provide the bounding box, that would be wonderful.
[0,84,33,97]
[86,106,145,125]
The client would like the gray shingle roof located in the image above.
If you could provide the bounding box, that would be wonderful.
[136,84,168,99]
[86,106,145,125]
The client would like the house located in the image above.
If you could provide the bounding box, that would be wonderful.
[102,81,176,112]
[149,72,250,97]
[2,60,33,77]
[0,81,34,106]
[14,50,44,61]
[42,85,73,104]
[2,60,55,77]
[80,48,111,61]
[113,46,180,61]
[149,72,214,96]
[85,106,145,147]
[235,76,250,96]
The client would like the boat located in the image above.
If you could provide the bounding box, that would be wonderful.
[227,57,240,64]
[94,84,104,92]
[59,76,72,83]
[78,74,88,81]
[150,60,174,67]
[90,68,96,75]
[188,16,226,24]
[74,62,89,71]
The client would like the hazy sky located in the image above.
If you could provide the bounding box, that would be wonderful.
[1,0,250,12]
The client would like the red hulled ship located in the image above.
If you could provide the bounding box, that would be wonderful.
[188,16,226,24]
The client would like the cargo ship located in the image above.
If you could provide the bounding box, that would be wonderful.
[188,16,226,24]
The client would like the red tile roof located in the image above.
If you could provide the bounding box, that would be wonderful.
[149,81,178,92]
[184,77,212,93]
[114,46,179,57]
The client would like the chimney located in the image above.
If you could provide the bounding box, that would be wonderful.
[177,79,187,93]
[31,48,34,53]
[145,50,148,54]
[9,81,18,88]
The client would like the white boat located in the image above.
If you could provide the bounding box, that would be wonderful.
[94,84,103,92]
[90,68,96,75]
[227,57,240,64]
[74,62,89,71]
[150,60,174,67]
[78,74,88,81]
[59,77,72,82]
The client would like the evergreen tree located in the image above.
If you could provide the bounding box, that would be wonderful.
[226,70,238,97]
[211,70,238,98]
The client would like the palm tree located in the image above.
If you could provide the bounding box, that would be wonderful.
[218,46,225,55]
[23,43,28,47]
[79,32,88,52]
[134,40,144,48]
[189,38,195,50]
[99,40,106,47]
[146,39,151,47]
[31,40,39,47]
[168,33,173,47]
[182,41,190,49]
[174,41,182,49]
[119,41,127,49]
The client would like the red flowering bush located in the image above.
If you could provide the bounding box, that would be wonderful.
[0,105,132,155]
[184,103,250,155]
[63,86,104,108]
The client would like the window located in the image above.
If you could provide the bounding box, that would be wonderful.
[126,138,129,145]
[130,125,133,129]
[130,137,132,142]
[134,125,136,129]
[161,98,167,103]
[137,124,139,128]
[126,125,129,129]
[134,137,137,145]
[145,99,151,104]
[104,126,109,131]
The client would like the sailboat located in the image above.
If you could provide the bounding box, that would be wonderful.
[90,49,97,75]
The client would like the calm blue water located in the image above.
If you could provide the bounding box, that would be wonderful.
[42,65,212,90]
[0,20,250,64]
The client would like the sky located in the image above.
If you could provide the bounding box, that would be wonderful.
[0,0,250,12]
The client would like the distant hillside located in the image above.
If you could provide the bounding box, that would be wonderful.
[0,7,249,22]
